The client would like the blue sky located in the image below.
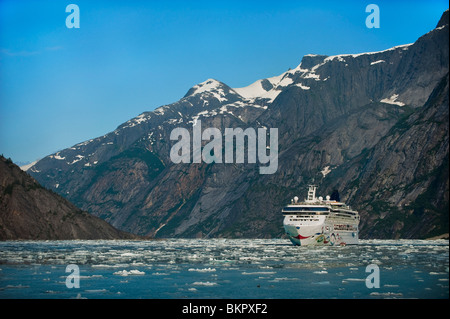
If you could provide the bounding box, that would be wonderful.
[0,0,448,164]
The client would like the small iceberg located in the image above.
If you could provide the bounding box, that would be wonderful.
[113,269,145,276]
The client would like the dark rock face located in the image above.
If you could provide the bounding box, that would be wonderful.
[28,11,449,239]
[0,156,137,240]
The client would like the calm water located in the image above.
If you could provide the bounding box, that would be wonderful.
[0,239,448,299]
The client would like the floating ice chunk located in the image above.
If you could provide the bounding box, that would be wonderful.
[370,292,403,297]
[192,281,218,286]
[312,281,331,285]
[120,252,141,257]
[79,275,103,279]
[188,268,216,272]
[113,270,145,276]
[429,272,445,275]
[5,284,30,289]
[241,271,276,275]
[269,277,299,282]
[84,289,108,293]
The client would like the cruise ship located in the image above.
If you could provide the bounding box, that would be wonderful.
[283,185,359,246]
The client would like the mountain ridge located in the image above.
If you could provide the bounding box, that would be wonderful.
[26,10,449,239]
[0,155,139,240]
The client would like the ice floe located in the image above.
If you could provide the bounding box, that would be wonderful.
[113,270,145,276]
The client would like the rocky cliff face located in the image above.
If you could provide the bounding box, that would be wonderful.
[28,11,449,239]
[0,156,137,240]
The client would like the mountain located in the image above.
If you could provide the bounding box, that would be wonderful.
[27,10,449,239]
[0,155,138,240]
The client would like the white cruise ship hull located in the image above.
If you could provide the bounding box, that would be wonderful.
[284,222,359,246]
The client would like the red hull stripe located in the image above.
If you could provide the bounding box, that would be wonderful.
[295,234,311,239]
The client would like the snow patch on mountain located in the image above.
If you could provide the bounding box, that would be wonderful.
[20,160,38,172]
[295,83,310,90]
[303,72,321,80]
[233,80,271,100]
[232,73,294,102]
[290,43,413,81]
[68,155,85,165]
[154,106,166,115]
[121,113,152,129]
[371,60,386,65]
[190,79,222,95]
[324,44,413,62]
[51,153,65,160]
[278,76,293,87]
[380,94,405,106]
[321,166,332,177]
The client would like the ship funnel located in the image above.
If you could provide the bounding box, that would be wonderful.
[330,189,340,202]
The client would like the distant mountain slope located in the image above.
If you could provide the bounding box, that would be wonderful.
[28,10,449,239]
[0,156,138,240]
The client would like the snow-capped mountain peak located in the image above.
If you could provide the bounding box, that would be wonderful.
[182,78,247,105]
[190,79,223,94]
